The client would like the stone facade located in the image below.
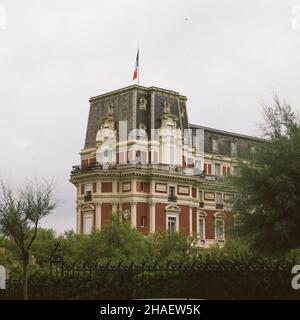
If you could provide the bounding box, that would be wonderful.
[70,85,261,246]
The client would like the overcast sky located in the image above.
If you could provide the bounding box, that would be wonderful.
[0,0,299,233]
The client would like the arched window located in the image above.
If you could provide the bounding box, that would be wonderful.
[214,212,225,242]
[82,205,95,235]
[165,205,181,233]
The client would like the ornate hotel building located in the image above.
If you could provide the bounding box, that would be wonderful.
[70,85,259,246]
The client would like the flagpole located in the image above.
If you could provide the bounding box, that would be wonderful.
[137,47,140,86]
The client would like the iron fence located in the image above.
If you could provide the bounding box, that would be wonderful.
[0,242,299,300]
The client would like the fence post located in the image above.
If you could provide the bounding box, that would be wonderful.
[49,242,64,278]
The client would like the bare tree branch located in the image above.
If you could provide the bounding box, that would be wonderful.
[0,179,59,299]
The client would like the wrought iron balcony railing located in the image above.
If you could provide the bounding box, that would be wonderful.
[216,203,224,209]
[168,195,177,202]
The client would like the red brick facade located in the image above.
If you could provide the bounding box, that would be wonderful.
[101,203,112,225]
[102,182,112,193]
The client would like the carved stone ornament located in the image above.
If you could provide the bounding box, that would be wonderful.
[107,102,114,116]
[122,209,130,219]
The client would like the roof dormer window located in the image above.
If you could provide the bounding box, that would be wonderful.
[231,141,237,154]
[212,138,218,152]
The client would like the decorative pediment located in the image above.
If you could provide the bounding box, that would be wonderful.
[214,212,225,219]
[198,210,207,217]
[81,204,95,211]
[165,204,181,213]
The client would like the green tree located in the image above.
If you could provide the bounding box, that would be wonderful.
[145,230,197,263]
[30,228,56,267]
[0,180,58,299]
[56,214,146,264]
[229,97,300,254]
[96,214,146,263]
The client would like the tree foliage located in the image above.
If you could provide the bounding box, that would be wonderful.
[0,179,58,299]
[229,97,300,254]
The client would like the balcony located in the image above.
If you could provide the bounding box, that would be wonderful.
[216,203,224,209]
[168,195,177,202]
[71,163,227,185]
[84,192,92,202]
[71,165,81,173]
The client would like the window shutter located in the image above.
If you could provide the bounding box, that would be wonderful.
[222,166,226,176]
[208,164,212,174]
[227,167,231,175]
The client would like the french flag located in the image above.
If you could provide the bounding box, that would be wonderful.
[132,49,139,81]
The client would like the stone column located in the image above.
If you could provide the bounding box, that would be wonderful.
[118,202,123,222]
[189,206,193,236]
[150,201,156,233]
[76,205,81,234]
[95,202,102,231]
[112,202,118,215]
[131,202,137,228]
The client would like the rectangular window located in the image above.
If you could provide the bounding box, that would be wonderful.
[227,167,231,176]
[83,213,93,235]
[222,166,226,176]
[199,190,203,202]
[141,151,147,164]
[215,219,224,241]
[140,216,146,228]
[208,164,212,174]
[93,182,97,193]
[168,216,177,232]
[212,138,218,152]
[214,163,221,177]
[231,141,237,154]
[169,186,175,197]
[192,135,196,148]
[84,190,92,202]
[141,182,145,192]
[216,193,223,204]
[199,218,205,240]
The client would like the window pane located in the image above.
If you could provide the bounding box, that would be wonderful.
[169,186,175,197]
[216,220,224,240]
[199,191,203,201]
[212,139,218,151]
[84,214,93,235]
[141,216,146,227]
[215,164,221,176]
[199,218,204,239]
[168,216,177,232]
